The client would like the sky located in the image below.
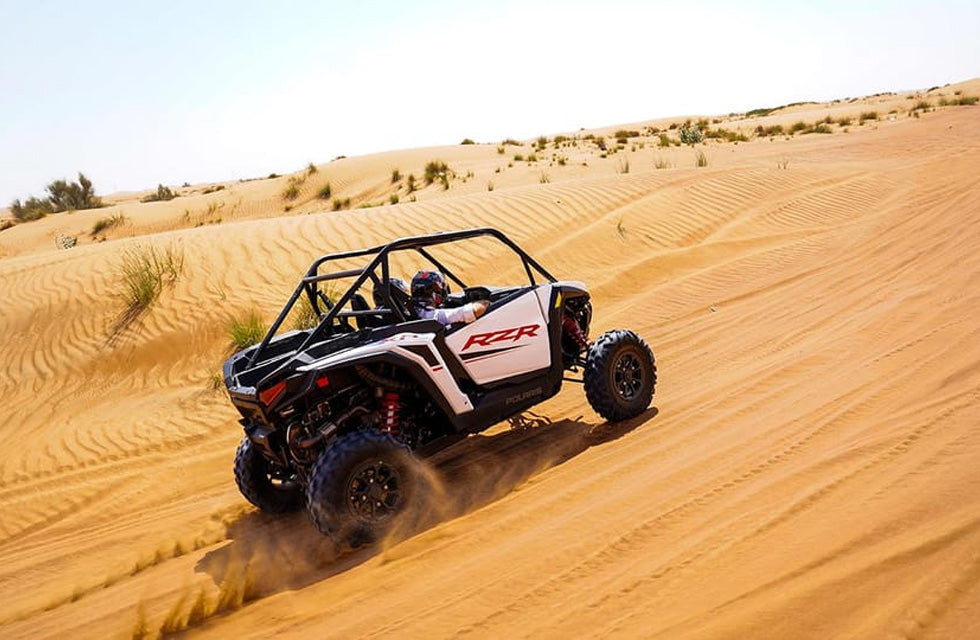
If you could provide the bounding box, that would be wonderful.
[1,0,978,204]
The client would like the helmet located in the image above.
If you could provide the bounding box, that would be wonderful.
[373,277,408,308]
[411,270,449,307]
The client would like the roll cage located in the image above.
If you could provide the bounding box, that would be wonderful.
[248,228,557,367]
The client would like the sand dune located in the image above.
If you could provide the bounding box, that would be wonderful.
[1,80,979,639]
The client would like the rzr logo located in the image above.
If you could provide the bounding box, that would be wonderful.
[462,324,540,351]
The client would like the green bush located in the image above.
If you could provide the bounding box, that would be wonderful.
[317,183,332,199]
[679,126,703,145]
[10,172,104,222]
[423,160,450,185]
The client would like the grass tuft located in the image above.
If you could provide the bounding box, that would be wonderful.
[120,244,184,312]
[227,309,267,351]
[91,213,126,237]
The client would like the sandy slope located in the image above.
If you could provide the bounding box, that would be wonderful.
[1,81,979,639]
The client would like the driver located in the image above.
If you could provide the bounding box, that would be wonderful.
[411,270,488,325]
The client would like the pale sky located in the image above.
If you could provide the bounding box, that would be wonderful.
[2,0,977,204]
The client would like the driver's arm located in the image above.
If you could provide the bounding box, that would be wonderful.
[430,300,489,325]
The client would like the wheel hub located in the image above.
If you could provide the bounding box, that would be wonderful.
[613,351,644,400]
[346,459,402,522]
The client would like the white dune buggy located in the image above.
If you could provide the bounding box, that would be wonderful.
[223,228,656,544]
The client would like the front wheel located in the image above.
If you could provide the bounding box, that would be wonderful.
[584,329,656,422]
[306,430,425,546]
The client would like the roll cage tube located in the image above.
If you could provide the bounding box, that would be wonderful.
[247,228,557,367]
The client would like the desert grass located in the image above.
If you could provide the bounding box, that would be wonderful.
[695,150,708,167]
[317,183,332,199]
[91,213,127,237]
[120,244,184,313]
[227,309,267,351]
[617,155,630,174]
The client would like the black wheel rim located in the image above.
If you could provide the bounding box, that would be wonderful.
[346,459,403,523]
[613,351,644,401]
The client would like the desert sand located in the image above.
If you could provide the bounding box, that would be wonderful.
[1,79,979,639]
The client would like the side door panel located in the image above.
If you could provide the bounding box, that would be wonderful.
[445,289,551,384]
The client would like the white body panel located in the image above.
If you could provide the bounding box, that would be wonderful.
[298,333,474,415]
[445,289,552,384]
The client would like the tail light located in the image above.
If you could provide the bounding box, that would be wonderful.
[258,380,286,407]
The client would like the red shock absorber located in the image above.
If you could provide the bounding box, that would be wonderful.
[381,391,402,435]
[562,314,591,353]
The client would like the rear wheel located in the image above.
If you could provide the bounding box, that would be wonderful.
[306,430,425,546]
[584,329,656,421]
[234,436,304,513]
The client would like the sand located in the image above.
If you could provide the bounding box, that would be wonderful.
[1,79,979,639]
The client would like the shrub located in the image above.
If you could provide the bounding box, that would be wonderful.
[91,213,126,236]
[460,138,475,145]
[658,133,671,147]
[654,157,670,170]
[679,125,703,145]
[695,150,708,167]
[536,136,548,149]
[808,124,832,134]
[406,174,417,193]
[513,154,525,162]
[835,117,852,127]
[595,136,607,151]
[332,197,350,211]
[227,309,267,350]
[538,172,550,183]
[789,120,808,134]
[423,160,450,185]
[501,138,521,146]
[496,146,505,155]
[120,244,184,312]
[614,130,640,139]
[307,162,318,175]
[954,96,978,105]
[391,169,401,183]
[487,181,494,191]
[859,111,879,124]
[389,193,399,205]
[202,185,225,194]
[266,173,279,179]
[10,172,104,221]
[141,184,177,203]
[282,174,305,200]
[527,153,538,162]
[317,183,332,199]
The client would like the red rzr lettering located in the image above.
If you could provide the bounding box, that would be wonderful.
[462,324,540,351]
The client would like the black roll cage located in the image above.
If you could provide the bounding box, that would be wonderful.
[248,227,557,367]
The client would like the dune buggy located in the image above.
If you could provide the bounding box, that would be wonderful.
[223,228,656,544]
